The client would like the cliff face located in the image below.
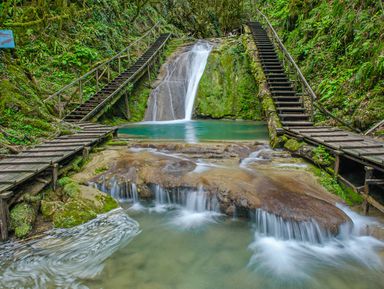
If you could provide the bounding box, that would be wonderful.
[194,37,262,120]
[258,0,384,131]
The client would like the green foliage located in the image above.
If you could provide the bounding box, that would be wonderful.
[312,145,334,167]
[195,37,262,120]
[53,199,97,228]
[312,167,363,206]
[165,0,246,37]
[259,0,384,129]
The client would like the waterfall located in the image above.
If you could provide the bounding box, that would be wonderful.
[91,177,139,203]
[250,209,331,243]
[144,41,213,121]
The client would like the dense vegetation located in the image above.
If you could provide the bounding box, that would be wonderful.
[258,0,384,131]
[0,0,177,152]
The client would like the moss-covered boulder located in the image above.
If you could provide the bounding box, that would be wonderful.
[10,202,36,238]
[194,37,262,120]
[48,181,119,229]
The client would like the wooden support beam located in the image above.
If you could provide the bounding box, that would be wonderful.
[363,166,374,215]
[309,133,349,137]
[52,163,59,191]
[82,146,90,160]
[0,191,12,241]
[333,151,343,177]
[359,151,384,156]
[365,179,384,185]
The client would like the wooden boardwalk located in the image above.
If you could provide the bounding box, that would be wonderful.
[0,33,172,240]
[248,21,384,214]
[64,33,171,122]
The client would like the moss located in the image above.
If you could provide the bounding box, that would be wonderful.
[312,166,363,206]
[63,182,80,198]
[41,200,63,220]
[106,140,128,146]
[58,177,73,187]
[195,37,262,120]
[284,139,304,152]
[97,194,119,213]
[94,166,109,175]
[10,202,36,238]
[53,200,97,228]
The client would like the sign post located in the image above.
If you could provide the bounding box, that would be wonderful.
[0,30,15,49]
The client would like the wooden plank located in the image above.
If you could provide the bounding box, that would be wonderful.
[25,148,79,153]
[3,153,65,158]
[0,160,53,165]
[340,144,383,149]
[322,137,365,143]
[0,168,39,173]
[308,133,349,137]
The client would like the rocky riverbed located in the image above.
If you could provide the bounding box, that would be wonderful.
[73,140,351,234]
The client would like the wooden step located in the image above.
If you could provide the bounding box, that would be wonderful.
[282,121,314,126]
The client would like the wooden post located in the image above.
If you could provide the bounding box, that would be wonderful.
[96,69,99,91]
[79,79,83,104]
[363,166,374,215]
[58,94,63,119]
[0,191,12,241]
[118,57,122,74]
[107,63,111,82]
[52,163,59,191]
[83,146,90,160]
[147,64,151,84]
[124,91,131,120]
[333,151,343,177]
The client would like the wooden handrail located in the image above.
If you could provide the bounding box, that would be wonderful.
[365,119,384,135]
[254,9,360,133]
[44,21,161,103]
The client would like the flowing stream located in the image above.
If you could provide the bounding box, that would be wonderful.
[144,41,213,121]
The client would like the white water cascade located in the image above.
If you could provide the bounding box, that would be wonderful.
[144,41,213,121]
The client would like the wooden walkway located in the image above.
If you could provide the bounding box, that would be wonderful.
[64,33,171,122]
[248,21,384,214]
[0,33,173,240]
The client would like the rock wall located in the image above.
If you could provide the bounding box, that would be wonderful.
[194,37,262,120]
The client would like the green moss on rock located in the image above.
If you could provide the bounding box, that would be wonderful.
[284,139,304,152]
[10,202,36,238]
[53,200,97,228]
[194,37,262,120]
[41,200,64,220]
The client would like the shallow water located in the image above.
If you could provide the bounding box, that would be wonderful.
[118,120,269,142]
[0,201,383,289]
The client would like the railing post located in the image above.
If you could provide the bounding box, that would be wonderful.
[79,79,83,104]
[107,63,111,82]
[0,191,12,241]
[96,69,99,91]
[59,94,63,119]
[118,57,122,74]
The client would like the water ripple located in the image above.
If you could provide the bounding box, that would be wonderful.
[0,208,140,289]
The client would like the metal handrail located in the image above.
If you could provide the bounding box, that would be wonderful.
[44,21,162,117]
[254,9,360,133]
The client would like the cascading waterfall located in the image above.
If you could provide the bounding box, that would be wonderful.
[248,206,384,279]
[250,209,331,244]
[91,177,139,203]
[144,41,213,121]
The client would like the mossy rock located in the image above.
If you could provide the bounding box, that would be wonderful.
[10,202,36,238]
[41,200,64,220]
[284,139,304,152]
[52,185,118,228]
[53,199,98,228]
[195,37,262,120]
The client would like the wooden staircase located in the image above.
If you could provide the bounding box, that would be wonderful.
[64,33,171,123]
[248,22,313,127]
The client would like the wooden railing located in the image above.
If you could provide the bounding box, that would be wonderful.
[44,22,163,118]
[253,9,360,133]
